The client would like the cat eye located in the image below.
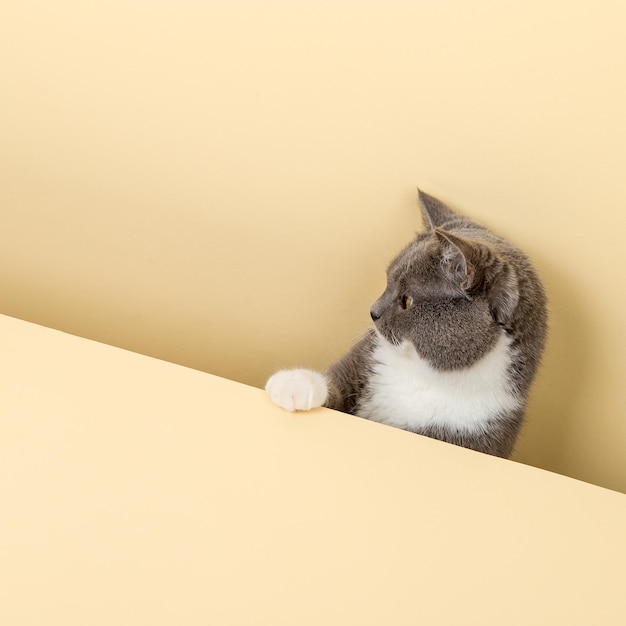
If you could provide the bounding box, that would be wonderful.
[400,295,413,310]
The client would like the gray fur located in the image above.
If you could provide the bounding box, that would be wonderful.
[324,190,548,458]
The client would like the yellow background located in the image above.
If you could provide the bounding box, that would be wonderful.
[1,1,625,492]
[3,314,626,625]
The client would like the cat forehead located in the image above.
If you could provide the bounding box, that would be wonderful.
[387,234,440,281]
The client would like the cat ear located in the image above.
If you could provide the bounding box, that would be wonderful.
[436,229,520,324]
[434,229,476,290]
[417,189,458,230]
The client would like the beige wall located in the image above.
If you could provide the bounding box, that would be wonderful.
[1,1,625,492]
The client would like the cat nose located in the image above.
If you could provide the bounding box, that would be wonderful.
[370,308,381,322]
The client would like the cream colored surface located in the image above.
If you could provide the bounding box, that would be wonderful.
[1,313,626,625]
[1,1,625,492]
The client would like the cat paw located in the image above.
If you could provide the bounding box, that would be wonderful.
[265,369,328,412]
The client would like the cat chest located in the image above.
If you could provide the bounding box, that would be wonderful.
[358,335,521,432]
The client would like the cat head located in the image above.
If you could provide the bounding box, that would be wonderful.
[369,191,520,370]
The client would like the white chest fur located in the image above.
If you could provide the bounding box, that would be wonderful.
[358,333,521,432]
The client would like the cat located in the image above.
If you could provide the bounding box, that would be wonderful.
[265,190,548,458]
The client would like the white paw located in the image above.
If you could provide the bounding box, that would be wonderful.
[265,369,328,412]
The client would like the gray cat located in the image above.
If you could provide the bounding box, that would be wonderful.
[266,190,548,457]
